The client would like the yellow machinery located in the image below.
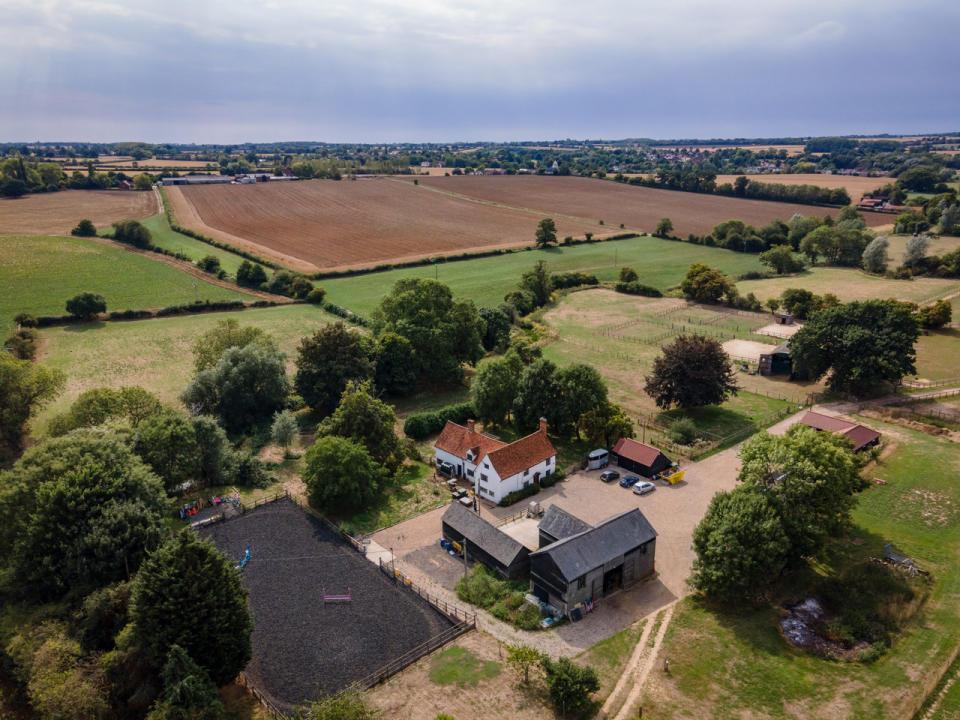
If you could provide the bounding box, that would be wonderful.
[663,469,685,485]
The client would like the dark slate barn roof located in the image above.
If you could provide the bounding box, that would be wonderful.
[442,502,527,567]
[531,508,657,582]
[539,505,592,541]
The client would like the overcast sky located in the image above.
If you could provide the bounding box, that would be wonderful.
[1,0,958,144]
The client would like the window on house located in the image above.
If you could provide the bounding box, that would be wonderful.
[484,462,489,468]
[577,577,586,589]
[523,468,529,476]
[466,469,474,477]
[481,473,488,482]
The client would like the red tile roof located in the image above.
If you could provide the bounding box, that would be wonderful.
[611,438,665,467]
[798,411,880,452]
[486,429,556,479]
[435,421,507,464]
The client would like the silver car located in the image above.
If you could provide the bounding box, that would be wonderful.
[633,481,656,496]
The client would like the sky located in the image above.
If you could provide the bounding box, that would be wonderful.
[1,0,958,144]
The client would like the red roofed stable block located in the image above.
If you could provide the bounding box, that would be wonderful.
[610,438,672,478]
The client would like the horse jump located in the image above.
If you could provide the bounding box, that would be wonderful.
[322,587,352,605]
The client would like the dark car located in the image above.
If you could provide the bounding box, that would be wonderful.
[600,470,620,483]
[619,474,640,488]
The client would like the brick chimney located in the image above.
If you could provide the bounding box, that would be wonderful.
[467,419,475,434]
[539,417,548,435]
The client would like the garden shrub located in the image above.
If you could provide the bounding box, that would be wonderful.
[614,281,663,297]
[402,402,475,439]
[668,417,701,445]
[499,483,540,507]
[514,603,542,631]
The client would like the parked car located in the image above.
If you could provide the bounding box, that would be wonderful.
[600,470,620,483]
[633,481,656,496]
[619,474,640,488]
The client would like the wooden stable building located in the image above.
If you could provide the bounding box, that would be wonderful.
[440,502,530,579]
[610,438,672,478]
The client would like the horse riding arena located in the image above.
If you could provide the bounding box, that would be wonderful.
[166,178,602,272]
[0,189,157,235]
[199,497,468,713]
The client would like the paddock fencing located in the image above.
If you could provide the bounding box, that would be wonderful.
[378,556,478,626]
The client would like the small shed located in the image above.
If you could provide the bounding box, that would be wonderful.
[774,313,794,325]
[538,505,592,549]
[797,410,881,453]
[586,449,609,470]
[610,438,671,478]
[759,341,792,376]
[441,502,530,579]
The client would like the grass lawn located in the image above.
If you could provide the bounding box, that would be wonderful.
[912,328,960,382]
[0,234,253,335]
[885,233,960,260]
[340,462,445,535]
[35,304,335,433]
[137,214,250,275]
[429,645,501,687]
[575,619,649,700]
[640,420,960,719]
[319,235,765,317]
[737,266,959,305]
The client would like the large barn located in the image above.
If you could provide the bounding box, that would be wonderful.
[440,502,530,579]
[529,508,657,617]
[610,438,672,477]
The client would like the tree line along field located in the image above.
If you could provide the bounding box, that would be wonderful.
[0,234,255,335]
[639,420,960,720]
[319,235,766,318]
[167,178,604,272]
[711,173,893,203]
[33,304,334,431]
[0,189,157,235]
[409,175,895,235]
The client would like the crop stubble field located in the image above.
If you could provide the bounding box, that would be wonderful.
[168,178,602,272]
[0,190,157,235]
[411,176,894,234]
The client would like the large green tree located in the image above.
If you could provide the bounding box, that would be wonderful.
[535,218,557,247]
[540,657,600,719]
[130,531,252,686]
[65,292,107,320]
[133,410,201,494]
[789,299,920,394]
[371,279,483,384]
[739,425,865,558]
[520,261,554,308]
[0,429,166,597]
[181,342,290,432]
[513,358,560,433]
[680,264,730,304]
[690,485,790,601]
[316,381,401,472]
[191,319,275,372]
[644,334,738,409]
[472,356,521,427]
[146,644,224,720]
[554,364,608,438]
[478,306,512,352]
[0,354,64,463]
[578,401,635,448]
[373,332,417,396]
[759,245,804,274]
[294,322,374,416]
[303,436,386,514]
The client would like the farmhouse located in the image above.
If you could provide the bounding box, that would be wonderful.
[610,438,672,478]
[434,419,556,504]
[441,502,530,579]
[529,508,657,617]
[797,410,881,452]
[759,340,793,376]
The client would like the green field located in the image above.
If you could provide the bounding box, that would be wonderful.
[35,304,335,431]
[1,234,254,335]
[138,214,250,275]
[738,266,959,305]
[913,328,960,382]
[641,420,960,719]
[541,289,800,447]
[319,236,766,317]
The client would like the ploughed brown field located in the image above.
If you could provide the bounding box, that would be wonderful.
[412,175,894,233]
[168,178,603,272]
[0,189,157,236]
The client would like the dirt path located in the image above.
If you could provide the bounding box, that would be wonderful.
[921,664,960,720]
[615,604,675,720]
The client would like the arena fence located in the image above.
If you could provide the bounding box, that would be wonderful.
[378,556,478,626]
